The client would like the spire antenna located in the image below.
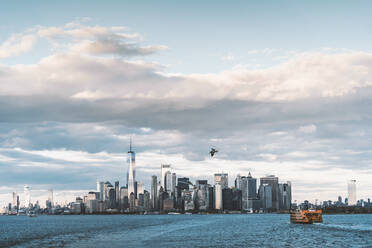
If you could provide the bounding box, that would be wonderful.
[129,136,132,152]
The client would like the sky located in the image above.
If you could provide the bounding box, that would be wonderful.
[1,0,372,206]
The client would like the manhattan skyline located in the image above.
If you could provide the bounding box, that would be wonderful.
[2,0,372,206]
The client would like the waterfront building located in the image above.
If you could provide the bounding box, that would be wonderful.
[138,193,144,209]
[214,173,228,189]
[176,177,189,209]
[151,175,158,210]
[48,189,54,208]
[164,171,172,193]
[348,180,357,205]
[171,173,177,194]
[161,164,171,189]
[215,184,223,210]
[163,198,174,211]
[241,172,257,211]
[86,191,99,213]
[208,186,215,211]
[12,192,19,212]
[129,192,136,212]
[235,174,242,190]
[72,202,82,214]
[195,180,209,211]
[115,181,120,208]
[103,181,112,201]
[260,175,279,211]
[222,188,233,210]
[120,186,129,210]
[108,188,116,209]
[24,185,31,208]
[158,187,169,211]
[182,190,194,211]
[278,181,292,210]
[259,184,273,210]
[232,188,242,210]
[97,181,104,201]
[143,190,150,211]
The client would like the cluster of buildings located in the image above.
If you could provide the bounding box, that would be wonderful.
[4,143,372,215]
[77,171,292,214]
[68,144,292,214]
[298,180,372,210]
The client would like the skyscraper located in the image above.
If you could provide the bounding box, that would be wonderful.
[241,172,257,210]
[235,174,242,189]
[171,173,177,194]
[214,173,228,189]
[127,139,136,199]
[348,180,357,205]
[48,189,54,208]
[97,181,104,201]
[176,177,189,209]
[195,180,209,211]
[151,175,158,210]
[12,192,18,211]
[259,184,273,210]
[260,175,279,211]
[278,181,292,210]
[161,164,171,188]
[164,171,172,193]
[24,185,31,208]
[115,181,120,208]
[215,184,223,210]
[120,186,129,210]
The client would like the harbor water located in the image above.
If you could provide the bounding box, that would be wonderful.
[1,214,371,247]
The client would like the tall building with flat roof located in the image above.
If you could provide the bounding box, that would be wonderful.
[151,175,158,210]
[115,181,120,208]
[235,174,241,190]
[164,171,172,193]
[97,181,104,201]
[120,187,129,210]
[171,173,177,194]
[241,172,257,210]
[24,185,31,208]
[214,173,228,189]
[348,180,357,205]
[260,175,279,211]
[161,164,171,189]
[215,184,223,210]
[48,189,54,208]
[279,181,291,210]
[259,184,273,210]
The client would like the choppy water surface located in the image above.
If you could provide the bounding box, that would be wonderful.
[1,214,371,247]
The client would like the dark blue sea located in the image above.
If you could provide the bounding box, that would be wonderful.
[1,214,371,247]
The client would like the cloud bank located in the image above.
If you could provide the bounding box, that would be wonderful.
[1,22,372,205]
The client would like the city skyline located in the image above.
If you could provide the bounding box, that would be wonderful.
[2,1,372,206]
[1,141,363,209]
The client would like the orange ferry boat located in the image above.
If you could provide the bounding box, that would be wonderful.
[290,209,323,224]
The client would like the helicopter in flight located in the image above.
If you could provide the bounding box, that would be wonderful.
[209,148,218,157]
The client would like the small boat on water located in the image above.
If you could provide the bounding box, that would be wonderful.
[27,211,37,217]
[290,209,322,224]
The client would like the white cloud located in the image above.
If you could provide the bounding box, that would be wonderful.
[0,33,37,58]
[299,124,317,134]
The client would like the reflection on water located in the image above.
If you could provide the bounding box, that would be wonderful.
[1,214,371,247]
